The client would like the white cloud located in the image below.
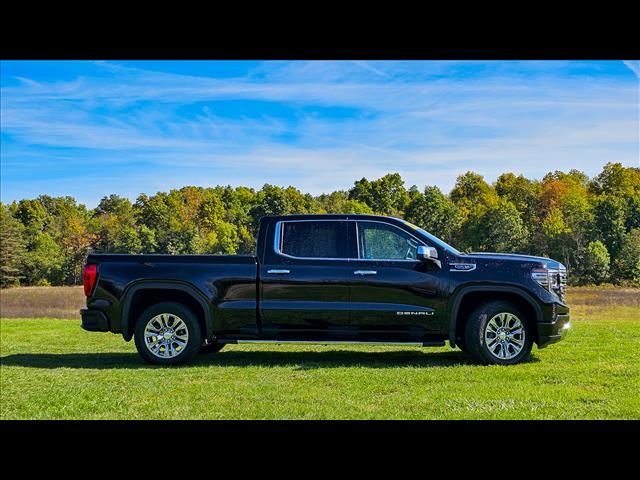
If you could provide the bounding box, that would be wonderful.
[623,60,640,78]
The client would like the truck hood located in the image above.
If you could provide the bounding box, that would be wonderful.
[461,252,565,269]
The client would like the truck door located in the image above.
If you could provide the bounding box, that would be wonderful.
[259,219,355,338]
[348,220,448,339]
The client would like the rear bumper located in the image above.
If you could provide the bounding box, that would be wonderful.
[537,309,571,349]
[80,309,110,332]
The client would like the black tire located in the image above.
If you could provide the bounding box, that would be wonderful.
[134,302,202,366]
[464,300,533,365]
[199,342,225,354]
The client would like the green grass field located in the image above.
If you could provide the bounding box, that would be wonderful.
[1,287,639,419]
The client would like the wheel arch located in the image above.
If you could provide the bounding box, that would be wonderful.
[448,285,542,347]
[121,281,213,342]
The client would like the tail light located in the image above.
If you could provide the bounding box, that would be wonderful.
[83,264,98,297]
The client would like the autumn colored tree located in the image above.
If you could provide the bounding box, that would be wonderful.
[535,170,594,269]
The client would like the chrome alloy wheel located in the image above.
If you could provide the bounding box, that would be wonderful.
[144,313,190,359]
[484,312,525,360]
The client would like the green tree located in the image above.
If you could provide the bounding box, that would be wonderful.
[494,173,541,226]
[589,162,640,198]
[613,229,640,284]
[220,186,256,227]
[316,191,373,214]
[464,198,529,252]
[404,186,461,243]
[91,195,140,254]
[0,205,26,287]
[348,173,409,215]
[578,240,610,285]
[13,198,48,233]
[450,171,498,213]
[21,232,65,285]
[594,194,627,258]
[249,184,294,229]
[540,207,572,266]
[95,194,135,218]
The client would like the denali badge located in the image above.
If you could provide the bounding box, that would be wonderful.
[396,311,434,316]
[449,263,476,272]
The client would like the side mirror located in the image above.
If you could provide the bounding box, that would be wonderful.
[417,245,438,260]
[417,246,441,268]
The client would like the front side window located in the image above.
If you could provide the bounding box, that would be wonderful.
[358,221,420,260]
[280,221,348,259]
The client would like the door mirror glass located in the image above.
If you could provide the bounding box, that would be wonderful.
[417,245,438,261]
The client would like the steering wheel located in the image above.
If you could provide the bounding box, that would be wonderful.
[405,239,418,260]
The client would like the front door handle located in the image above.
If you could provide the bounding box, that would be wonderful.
[354,270,377,275]
[267,269,290,274]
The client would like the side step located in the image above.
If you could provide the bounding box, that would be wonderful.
[223,340,445,347]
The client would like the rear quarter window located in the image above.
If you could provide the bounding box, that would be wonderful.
[281,221,348,259]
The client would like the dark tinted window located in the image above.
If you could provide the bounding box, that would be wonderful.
[358,221,420,260]
[281,221,349,258]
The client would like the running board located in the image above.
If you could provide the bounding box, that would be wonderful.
[223,340,445,347]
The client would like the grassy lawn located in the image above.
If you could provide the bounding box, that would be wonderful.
[1,289,638,419]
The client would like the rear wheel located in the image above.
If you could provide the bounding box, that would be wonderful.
[464,301,532,365]
[134,302,202,366]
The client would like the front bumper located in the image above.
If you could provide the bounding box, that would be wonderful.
[537,308,571,349]
[80,308,110,332]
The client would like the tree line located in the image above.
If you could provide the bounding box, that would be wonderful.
[1,162,639,287]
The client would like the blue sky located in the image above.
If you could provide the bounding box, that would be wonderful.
[1,60,638,208]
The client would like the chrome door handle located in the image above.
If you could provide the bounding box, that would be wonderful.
[267,269,290,274]
[354,270,377,275]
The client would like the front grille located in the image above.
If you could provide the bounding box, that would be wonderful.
[550,267,567,299]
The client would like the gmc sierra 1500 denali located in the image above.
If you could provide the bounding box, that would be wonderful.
[81,214,570,366]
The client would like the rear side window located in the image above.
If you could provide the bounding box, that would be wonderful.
[280,221,349,259]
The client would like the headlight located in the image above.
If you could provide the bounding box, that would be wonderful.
[531,268,550,289]
[532,267,567,299]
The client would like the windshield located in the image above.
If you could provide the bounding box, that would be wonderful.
[400,220,462,256]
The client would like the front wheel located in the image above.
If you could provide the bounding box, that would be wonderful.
[464,301,533,365]
[134,302,202,366]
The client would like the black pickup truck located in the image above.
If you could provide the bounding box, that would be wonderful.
[81,214,570,365]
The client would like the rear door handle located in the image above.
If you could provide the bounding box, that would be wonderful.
[354,270,377,275]
[267,269,290,274]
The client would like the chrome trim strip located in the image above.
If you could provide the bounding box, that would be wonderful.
[274,219,427,262]
[236,340,425,346]
[354,270,377,275]
[267,269,290,274]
